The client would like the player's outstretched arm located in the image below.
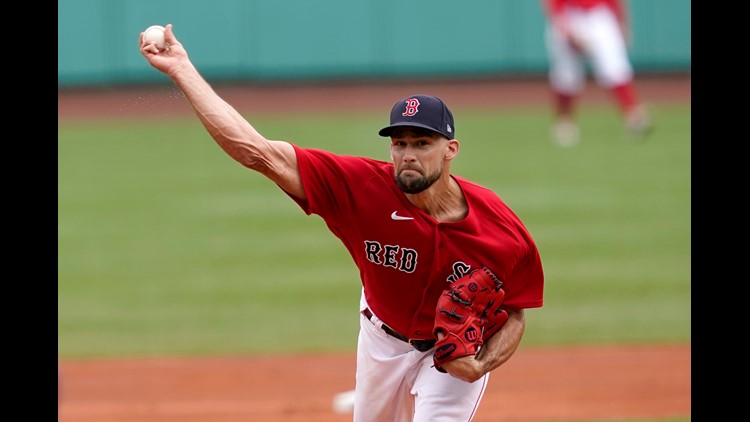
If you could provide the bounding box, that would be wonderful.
[440,308,525,383]
[138,24,305,200]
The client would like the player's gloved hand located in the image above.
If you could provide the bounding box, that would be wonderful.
[432,267,508,374]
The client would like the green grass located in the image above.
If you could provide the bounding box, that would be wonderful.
[58,103,691,358]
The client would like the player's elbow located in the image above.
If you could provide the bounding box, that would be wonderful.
[216,141,269,173]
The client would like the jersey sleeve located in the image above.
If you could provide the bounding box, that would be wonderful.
[503,236,544,310]
[286,144,387,221]
[489,206,545,310]
[470,180,545,310]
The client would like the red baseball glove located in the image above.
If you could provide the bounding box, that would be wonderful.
[432,267,508,373]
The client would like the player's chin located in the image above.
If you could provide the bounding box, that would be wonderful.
[397,181,428,194]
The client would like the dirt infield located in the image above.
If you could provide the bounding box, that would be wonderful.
[57,74,690,120]
[58,75,692,421]
[58,344,690,422]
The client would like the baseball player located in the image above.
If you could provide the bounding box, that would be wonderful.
[542,0,652,146]
[140,24,544,422]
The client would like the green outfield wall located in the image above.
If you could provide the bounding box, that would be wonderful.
[57,0,691,87]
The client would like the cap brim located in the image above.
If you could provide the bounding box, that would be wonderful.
[378,122,448,138]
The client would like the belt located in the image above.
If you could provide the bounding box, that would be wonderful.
[362,308,436,352]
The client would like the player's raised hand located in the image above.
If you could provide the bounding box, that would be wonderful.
[139,24,189,76]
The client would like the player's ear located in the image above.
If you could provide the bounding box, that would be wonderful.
[445,139,460,161]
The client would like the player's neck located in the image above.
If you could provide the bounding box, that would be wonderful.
[406,176,467,223]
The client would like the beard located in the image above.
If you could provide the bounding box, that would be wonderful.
[395,167,441,194]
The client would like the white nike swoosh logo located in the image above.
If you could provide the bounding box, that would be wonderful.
[391,211,414,221]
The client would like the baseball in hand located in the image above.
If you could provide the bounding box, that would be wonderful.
[142,25,167,50]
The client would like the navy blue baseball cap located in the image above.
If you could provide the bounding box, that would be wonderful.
[378,94,455,139]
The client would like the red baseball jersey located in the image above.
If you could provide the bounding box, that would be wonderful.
[287,145,544,340]
[547,0,623,21]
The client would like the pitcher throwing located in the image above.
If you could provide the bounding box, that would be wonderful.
[140,24,544,421]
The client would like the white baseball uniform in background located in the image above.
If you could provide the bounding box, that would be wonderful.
[542,0,652,146]
[546,3,632,93]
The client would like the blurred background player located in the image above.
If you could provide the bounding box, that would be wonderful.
[542,0,652,146]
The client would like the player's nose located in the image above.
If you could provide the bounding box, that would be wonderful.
[401,146,419,162]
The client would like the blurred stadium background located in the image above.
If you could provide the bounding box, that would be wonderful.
[58,0,690,88]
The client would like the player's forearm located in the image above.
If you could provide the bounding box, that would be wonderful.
[478,308,525,372]
[169,63,269,171]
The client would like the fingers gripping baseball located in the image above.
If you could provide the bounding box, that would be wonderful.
[432,267,507,373]
[139,24,187,74]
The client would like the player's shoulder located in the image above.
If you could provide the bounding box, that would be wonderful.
[454,176,501,199]
[295,145,393,174]
[455,176,524,217]
[295,146,387,164]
